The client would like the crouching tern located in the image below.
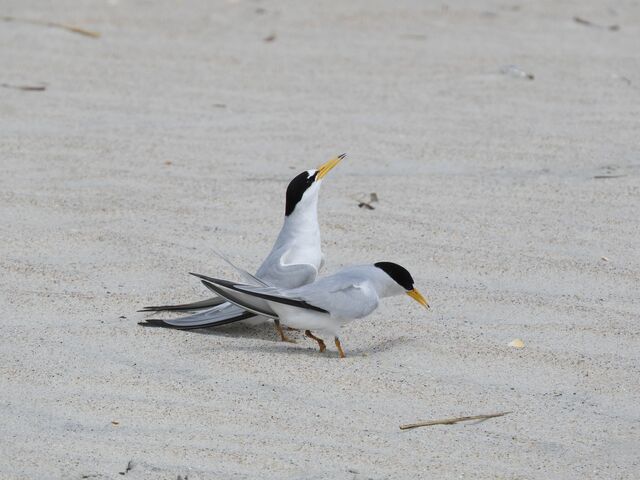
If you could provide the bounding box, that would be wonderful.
[190,262,430,358]
[139,154,345,341]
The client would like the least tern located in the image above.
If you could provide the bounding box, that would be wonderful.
[140,154,345,341]
[191,262,430,358]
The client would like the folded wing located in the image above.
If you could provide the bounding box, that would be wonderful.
[255,245,319,289]
[285,274,379,320]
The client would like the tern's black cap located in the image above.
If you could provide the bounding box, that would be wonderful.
[374,262,415,290]
[285,170,317,216]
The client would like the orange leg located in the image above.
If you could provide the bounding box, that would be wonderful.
[274,319,296,343]
[334,337,346,358]
[305,330,326,353]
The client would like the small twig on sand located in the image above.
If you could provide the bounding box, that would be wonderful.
[1,83,46,91]
[593,174,627,179]
[573,16,619,31]
[2,16,100,37]
[400,411,512,430]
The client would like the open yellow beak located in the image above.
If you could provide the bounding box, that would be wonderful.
[316,153,345,180]
[407,288,430,309]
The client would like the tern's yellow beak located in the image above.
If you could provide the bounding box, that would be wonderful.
[407,288,430,309]
[316,153,345,180]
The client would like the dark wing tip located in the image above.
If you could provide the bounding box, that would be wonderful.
[138,319,202,330]
[138,296,226,312]
[138,320,169,327]
[189,272,210,280]
[338,153,347,159]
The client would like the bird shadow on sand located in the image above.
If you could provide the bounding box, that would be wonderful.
[165,321,280,342]
[211,333,413,359]
[144,320,413,357]
[158,322,330,356]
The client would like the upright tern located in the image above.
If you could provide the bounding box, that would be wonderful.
[140,154,345,341]
[190,262,430,358]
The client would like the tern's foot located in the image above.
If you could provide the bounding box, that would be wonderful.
[334,336,346,359]
[274,320,296,343]
[305,330,326,353]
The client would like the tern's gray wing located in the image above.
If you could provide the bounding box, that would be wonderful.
[288,276,379,320]
[255,247,319,289]
[140,301,257,329]
[255,261,318,289]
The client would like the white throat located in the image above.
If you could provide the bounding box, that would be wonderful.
[272,191,322,267]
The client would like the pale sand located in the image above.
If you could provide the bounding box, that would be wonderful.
[1,1,639,478]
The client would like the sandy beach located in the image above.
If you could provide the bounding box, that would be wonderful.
[1,0,639,478]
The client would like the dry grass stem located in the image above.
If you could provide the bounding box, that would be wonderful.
[400,411,512,430]
[2,16,100,37]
